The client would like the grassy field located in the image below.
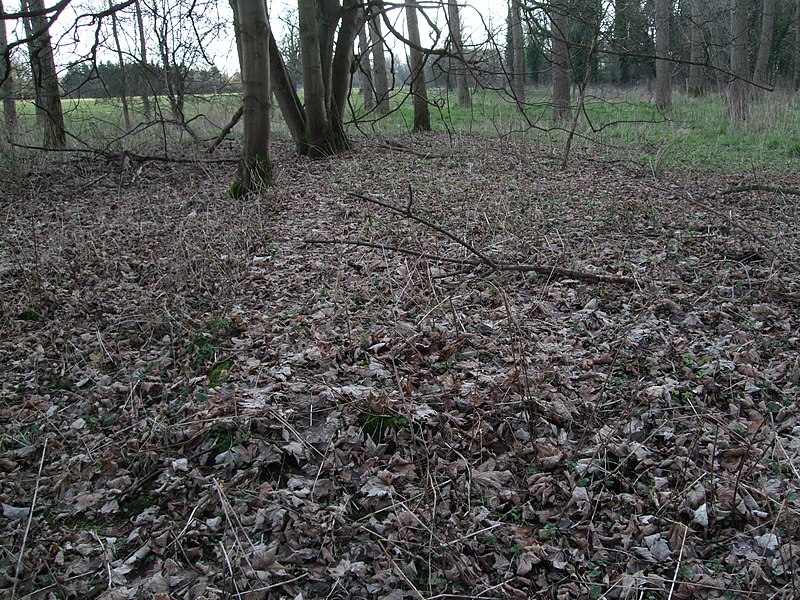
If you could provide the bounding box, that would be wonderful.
[2,86,799,174]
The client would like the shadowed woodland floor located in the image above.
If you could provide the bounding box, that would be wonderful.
[1,134,799,598]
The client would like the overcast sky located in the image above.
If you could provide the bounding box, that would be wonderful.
[205,0,508,74]
[5,0,509,75]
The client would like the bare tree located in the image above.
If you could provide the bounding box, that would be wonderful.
[688,0,705,96]
[133,0,152,120]
[358,25,374,111]
[0,0,17,133]
[144,0,224,139]
[729,0,749,119]
[655,0,671,109]
[292,0,363,156]
[795,0,800,91]
[510,0,524,110]
[369,10,391,115]
[447,0,470,107]
[405,0,431,131]
[22,0,66,148]
[267,24,306,148]
[752,0,776,89]
[109,0,132,130]
[231,0,272,194]
[550,0,571,122]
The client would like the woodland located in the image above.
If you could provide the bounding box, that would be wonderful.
[1,0,800,598]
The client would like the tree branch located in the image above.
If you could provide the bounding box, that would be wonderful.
[303,238,635,285]
[351,191,499,269]
[718,184,800,197]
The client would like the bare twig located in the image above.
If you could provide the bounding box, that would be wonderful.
[719,184,800,197]
[208,105,243,154]
[688,190,800,275]
[350,191,500,270]
[11,438,47,600]
[303,237,635,285]
[375,141,449,160]
[667,523,689,599]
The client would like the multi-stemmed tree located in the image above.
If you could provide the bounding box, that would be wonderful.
[21,0,66,148]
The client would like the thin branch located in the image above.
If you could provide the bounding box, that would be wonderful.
[304,237,636,285]
[350,191,499,270]
[11,438,48,600]
[207,105,243,154]
[688,190,800,275]
[718,184,800,197]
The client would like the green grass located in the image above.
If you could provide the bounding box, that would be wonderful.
[2,85,798,174]
[347,86,800,174]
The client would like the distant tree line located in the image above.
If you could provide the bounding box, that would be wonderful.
[60,62,232,99]
[3,0,800,165]
[499,0,799,89]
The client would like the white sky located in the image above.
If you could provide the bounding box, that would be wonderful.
[3,0,508,75]
[224,0,508,74]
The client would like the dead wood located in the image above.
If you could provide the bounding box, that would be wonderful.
[689,190,800,275]
[718,183,800,197]
[207,104,243,154]
[307,191,637,286]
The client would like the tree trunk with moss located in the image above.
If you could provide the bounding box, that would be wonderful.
[405,0,431,131]
[233,0,273,194]
[22,0,65,148]
[294,0,363,157]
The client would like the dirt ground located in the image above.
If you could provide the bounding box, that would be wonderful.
[2,134,799,599]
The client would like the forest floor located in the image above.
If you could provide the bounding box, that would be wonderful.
[1,134,799,599]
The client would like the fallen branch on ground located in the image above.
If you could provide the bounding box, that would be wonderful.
[688,191,800,275]
[303,240,635,286]
[718,184,800,197]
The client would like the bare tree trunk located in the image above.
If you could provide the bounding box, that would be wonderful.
[318,0,338,111]
[233,0,272,194]
[561,5,601,169]
[229,0,243,61]
[133,0,152,120]
[298,0,331,155]
[688,0,705,96]
[794,0,800,91]
[0,0,17,133]
[268,30,307,150]
[22,0,66,149]
[447,0,471,107]
[752,0,775,89]
[358,25,375,111]
[729,0,750,119]
[655,0,671,109]
[369,11,390,115]
[109,0,132,130]
[511,0,525,110]
[551,0,571,122]
[405,0,431,131]
[329,0,363,135]
[208,104,242,153]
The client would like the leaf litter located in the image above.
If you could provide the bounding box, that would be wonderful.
[1,134,799,599]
